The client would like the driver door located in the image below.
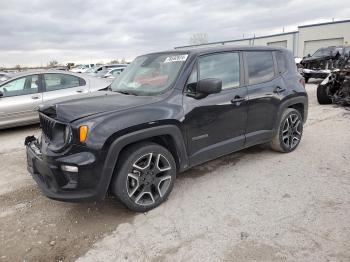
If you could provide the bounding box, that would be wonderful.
[183,52,248,166]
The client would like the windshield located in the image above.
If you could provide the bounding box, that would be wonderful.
[110,52,188,95]
[312,47,343,58]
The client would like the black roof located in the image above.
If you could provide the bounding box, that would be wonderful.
[180,45,284,55]
[147,45,287,57]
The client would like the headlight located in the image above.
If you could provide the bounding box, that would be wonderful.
[49,124,73,152]
[64,125,73,144]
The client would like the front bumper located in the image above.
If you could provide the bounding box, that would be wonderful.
[302,69,330,79]
[25,136,109,202]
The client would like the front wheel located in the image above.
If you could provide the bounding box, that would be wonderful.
[270,108,303,153]
[317,84,332,104]
[111,142,176,212]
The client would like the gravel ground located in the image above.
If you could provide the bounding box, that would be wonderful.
[0,82,349,262]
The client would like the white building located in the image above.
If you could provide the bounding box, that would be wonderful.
[175,19,350,58]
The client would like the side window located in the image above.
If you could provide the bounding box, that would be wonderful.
[111,69,123,76]
[199,53,240,90]
[276,51,287,74]
[0,75,39,97]
[43,74,81,91]
[246,51,275,85]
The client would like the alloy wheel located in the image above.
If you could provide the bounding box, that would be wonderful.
[281,113,302,150]
[126,153,172,206]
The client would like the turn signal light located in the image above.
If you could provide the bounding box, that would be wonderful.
[79,125,89,142]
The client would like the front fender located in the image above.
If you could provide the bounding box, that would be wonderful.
[97,125,189,198]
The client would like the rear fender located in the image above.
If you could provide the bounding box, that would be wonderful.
[273,96,308,134]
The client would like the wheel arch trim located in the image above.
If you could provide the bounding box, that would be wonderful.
[96,125,188,199]
[274,96,308,132]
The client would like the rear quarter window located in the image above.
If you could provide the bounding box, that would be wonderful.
[275,51,287,74]
[246,51,275,85]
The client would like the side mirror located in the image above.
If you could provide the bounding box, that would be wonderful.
[197,78,222,95]
[307,54,311,57]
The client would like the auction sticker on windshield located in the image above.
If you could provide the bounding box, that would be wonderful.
[164,54,188,63]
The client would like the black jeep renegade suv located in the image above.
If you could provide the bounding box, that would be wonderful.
[25,46,308,212]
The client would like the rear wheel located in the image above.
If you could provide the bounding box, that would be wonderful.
[111,142,176,212]
[317,84,332,104]
[270,108,303,153]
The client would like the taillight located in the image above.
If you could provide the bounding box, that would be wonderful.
[299,78,306,88]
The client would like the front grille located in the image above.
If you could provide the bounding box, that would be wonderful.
[39,114,57,140]
[305,60,334,70]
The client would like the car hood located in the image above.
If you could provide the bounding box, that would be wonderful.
[39,91,163,122]
[301,55,334,64]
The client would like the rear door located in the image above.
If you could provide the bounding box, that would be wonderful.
[0,74,42,127]
[244,51,285,146]
[42,73,88,103]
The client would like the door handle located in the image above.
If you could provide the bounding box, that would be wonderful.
[76,90,83,93]
[231,96,246,104]
[31,95,41,100]
[273,86,286,93]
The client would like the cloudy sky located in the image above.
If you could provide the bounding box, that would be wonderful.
[0,0,349,67]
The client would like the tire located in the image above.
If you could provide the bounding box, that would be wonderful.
[270,108,303,153]
[317,84,332,104]
[111,142,176,212]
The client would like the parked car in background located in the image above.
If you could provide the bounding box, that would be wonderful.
[25,46,308,212]
[300,46,350,82]
[0,72,12,82]
[294,57,303,74]
[97,67,125,79]
[70,64,96,73]
[0,70,110,129]
[48,66,68,71]
[317,52,350,105]
[85,64,128,77]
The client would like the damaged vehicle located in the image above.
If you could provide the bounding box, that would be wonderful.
[300,46,349,83]
[25,46,308,212]
[317,51,350,105]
